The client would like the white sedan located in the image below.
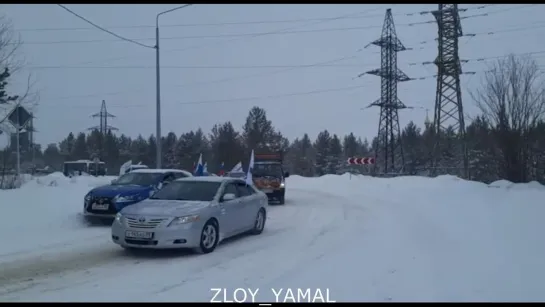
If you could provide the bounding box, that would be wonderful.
[111,176,269,253]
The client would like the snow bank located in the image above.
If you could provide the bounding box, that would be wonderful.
[0,173,33,189]
[285,173,545,301]
[0,173,115,263]
[489,179,545,190]
[25,172,115,188]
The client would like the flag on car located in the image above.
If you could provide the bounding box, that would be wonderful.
[230,161,243,173]
[203,162,208,175]
[119,160,132,176]
[194,154,204,176]
[218,162,225,176]
[245,150,254,185]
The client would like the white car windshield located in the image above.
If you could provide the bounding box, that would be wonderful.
[114,172,162,186]
[150,181,221,202]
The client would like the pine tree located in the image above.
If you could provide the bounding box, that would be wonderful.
[314,130,331,176]
[0,68,18,105]
[328,134,343,174]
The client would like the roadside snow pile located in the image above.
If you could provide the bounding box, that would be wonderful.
[489,179,545,190]
[0,173,33,189]
[287,173,545,301]
[0,172,114,263]
[27,172,115,188]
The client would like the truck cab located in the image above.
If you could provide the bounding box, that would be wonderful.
[252,153,290,204]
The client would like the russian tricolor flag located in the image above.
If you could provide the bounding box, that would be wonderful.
[218,162,225,176]
[194,154,204,176]
[245,150,254,185]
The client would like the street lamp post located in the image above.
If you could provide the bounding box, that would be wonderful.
[155,4,192,169]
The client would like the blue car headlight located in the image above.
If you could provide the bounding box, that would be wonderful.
[113,194,138,203]
[84,193,92,203]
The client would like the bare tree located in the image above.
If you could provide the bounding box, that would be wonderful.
[0,14,39,186]
[470,54,545,182]
[0,15,24,75]
[0,14,39,108]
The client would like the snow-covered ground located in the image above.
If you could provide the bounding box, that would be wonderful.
[1,172,544,302]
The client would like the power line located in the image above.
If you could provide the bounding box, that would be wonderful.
[55,4,154,49]
[49,8,372,68]
[16,4,493,33]
[45,5,512,67]
[16,14,494,46]
[37,47,537,103]
[41,52,369,101]
[408,48,545,66]
[408,19,545,50]
[40,68,473,109]
[27,17,545,73]
[27,64,364,69]
[45,83,373,109]
[27,17,545,71]
[40,69,487,110]
[49,7,387,68]
[26,35,545,69]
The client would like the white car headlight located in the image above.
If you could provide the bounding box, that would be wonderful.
[113,194,137,203]
[115,212,123,222]
[280,182,285,188]
[168,215,200,227]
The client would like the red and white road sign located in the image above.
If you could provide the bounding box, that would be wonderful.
[347,157,375,165]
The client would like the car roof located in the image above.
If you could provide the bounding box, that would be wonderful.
[132,169,193,176]
[176,176,245,184]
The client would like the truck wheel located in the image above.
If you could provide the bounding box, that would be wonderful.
[278,192,285,205]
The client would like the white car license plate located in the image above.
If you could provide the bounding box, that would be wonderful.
[125,231,153,239]
[262,189,273,193]
[91,202,109,210]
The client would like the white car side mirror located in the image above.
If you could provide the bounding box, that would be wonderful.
[222,193,236,201]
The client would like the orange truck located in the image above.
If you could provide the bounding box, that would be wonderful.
[252,152,290,205]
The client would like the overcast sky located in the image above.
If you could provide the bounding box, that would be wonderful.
[1,4,543,147]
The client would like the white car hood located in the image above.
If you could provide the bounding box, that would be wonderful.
[121,199,209,216]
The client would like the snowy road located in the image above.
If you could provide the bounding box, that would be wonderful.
[2,173,545,302]
[0,187,366,302]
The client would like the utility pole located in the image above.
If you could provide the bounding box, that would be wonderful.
[155,4,193,169]
[155,19,162,169]
[431,4,468,178]
[363,9,410,176]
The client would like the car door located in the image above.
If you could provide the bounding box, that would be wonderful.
[235,182,258,228]
[219,182,243,235]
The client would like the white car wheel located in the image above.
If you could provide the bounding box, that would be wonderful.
[198,220,219,253]
[252,208,266,235]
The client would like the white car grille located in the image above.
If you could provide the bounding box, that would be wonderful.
[126,217,167,229]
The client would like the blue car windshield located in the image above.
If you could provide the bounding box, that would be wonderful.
[114,172,162,186]
[150,181,221,202]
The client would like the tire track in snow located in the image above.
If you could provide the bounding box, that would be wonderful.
[0,189,356,301]
[0,201,304,299]
[148,188,365,301]
[0,240,123,291]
